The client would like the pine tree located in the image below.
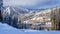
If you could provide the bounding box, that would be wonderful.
[51,6,60,30]
[0,0,3,22]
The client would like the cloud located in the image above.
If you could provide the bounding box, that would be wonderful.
[3,0,49,6]
[3,0,60,9]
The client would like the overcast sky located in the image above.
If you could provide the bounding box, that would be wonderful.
[3,0,60,9]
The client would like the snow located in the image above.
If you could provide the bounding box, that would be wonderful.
[0,22,60,34]
[5,7,11,15]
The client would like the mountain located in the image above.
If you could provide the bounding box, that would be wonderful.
[22,7,57,24]
[3,6,29,15]
[1,6,59,30]
[21,7,57,30]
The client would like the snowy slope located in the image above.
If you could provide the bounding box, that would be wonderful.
[0,22,60,34]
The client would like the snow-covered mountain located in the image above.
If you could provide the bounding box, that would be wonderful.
[1,6,59,30]
[3,7,29,15]
[21,7,58,30]
[22,7,57,24]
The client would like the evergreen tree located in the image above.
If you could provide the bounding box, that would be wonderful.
[51,7,60,30]
[0,0,3,22]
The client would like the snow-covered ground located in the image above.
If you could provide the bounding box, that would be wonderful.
[0,22,60,34]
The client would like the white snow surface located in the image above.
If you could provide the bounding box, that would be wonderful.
[0,22,60,34]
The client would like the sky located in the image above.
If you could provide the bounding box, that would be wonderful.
[3,0,60,9]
